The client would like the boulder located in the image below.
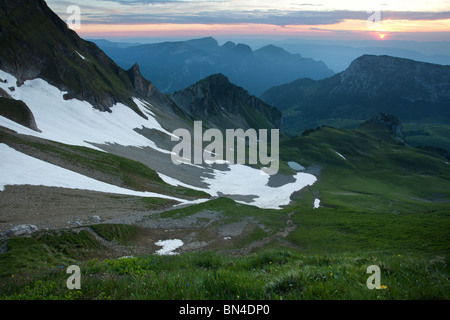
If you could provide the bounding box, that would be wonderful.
[1,224,38,237]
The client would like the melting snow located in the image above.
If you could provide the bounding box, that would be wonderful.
[288,161,306,171]
[155,239,183,255]
[159,164,317,210]
[203,165,317,209]
[157,173,206,192]
[0,69,319,210]
[0,70,173,153]
[0,143,188,203]
[334,151,347,160]
[75,51,86,60]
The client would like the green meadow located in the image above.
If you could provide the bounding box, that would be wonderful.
[0,125,449,300]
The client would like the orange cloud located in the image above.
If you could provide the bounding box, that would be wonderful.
[74,19,450,39]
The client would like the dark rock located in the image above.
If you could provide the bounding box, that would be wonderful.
[0,97,40,131]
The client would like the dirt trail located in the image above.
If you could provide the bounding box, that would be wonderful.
[0,185,174,233]
[231,212,298,255]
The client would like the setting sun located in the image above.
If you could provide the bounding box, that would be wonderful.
[379,33,386,39]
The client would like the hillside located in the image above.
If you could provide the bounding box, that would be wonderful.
[0,0,449,302]
[0,0,311,225]
[2,116,449,300]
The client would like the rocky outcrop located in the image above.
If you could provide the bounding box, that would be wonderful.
[0,224,38,238]
[0,97,40,131]
[360,113,405,141]
[127,64,154,98]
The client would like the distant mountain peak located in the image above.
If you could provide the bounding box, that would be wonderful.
[199,73,230,84]
[234,43,252,53]
[222,41,236,49]
[255,45,292,56]
[184,37,219,49]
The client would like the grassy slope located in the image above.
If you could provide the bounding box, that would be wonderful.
[403,123,450,152]
[1,125,449,300]
[286,119,450,154]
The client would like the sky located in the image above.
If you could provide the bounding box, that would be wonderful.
[46,0,450,42]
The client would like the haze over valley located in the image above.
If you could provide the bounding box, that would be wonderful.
[0,0,449,302]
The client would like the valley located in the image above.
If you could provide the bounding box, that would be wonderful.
[0,0,449,302]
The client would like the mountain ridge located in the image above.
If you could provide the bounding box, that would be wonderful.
[94,37,335,96]
[261,54,450,136]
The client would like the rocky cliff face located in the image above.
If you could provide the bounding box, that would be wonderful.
[127,63,157,99]
[171,74,282,130]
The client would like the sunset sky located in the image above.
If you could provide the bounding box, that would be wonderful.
[46,0,450,42]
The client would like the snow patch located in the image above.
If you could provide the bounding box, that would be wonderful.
[0,70,173,153]
[204,159,231,165]
[334,151,347,160]
[313,199,321,209]
[202,164,317,210]
[159,163,317,210]
[0,143,188,203]
[157,173,206,192]
[155,239,183,255]
[75,51,86,60]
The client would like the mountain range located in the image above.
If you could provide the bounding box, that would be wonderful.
[262,38,450,73]
[93,37,334,96]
